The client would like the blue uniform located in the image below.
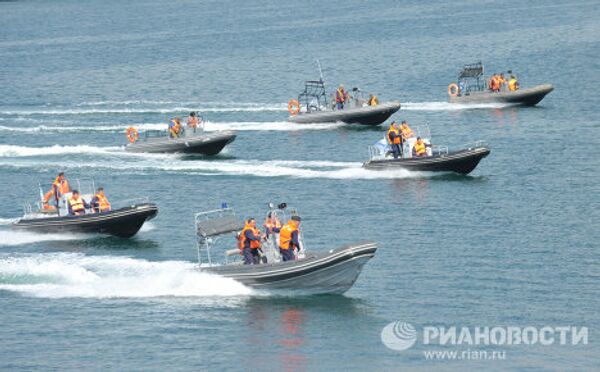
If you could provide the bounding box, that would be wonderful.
[280,230,299,262]
[243,229,261,265]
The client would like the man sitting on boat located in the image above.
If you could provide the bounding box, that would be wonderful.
[68,190,89,216]
[90,187,111,213]
[335,85,348,110]
[387,121,403,159]
[279,216,301,262]
[239,218,265,265]
[168,117,182,138]
[412,137,431,158]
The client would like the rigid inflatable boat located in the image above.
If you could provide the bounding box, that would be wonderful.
[194,204,377,295]
[12,179,157,238]
[126,128,236,155]
[447,62,553,106]
[363,126,490,175]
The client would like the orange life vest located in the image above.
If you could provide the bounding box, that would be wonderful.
[368,96,379,106]
[400,124,414,139]
[239,224,261,249]
[94,193,111,212]
[264,219,281,231]
[52,177,70,197]
[387,126,401,145]
[279,222,298,250]
[68,196,85,213]
[492,76,500,91]
[414,141,427,156]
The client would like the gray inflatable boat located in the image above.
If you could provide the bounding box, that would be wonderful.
[287,78,400,126]
[449,84,554,106]
[289,101,401,125]
[126,129,236,155]
[447,62,553,106]
[194,205,377,295]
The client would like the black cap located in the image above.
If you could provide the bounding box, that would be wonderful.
[291,216,301,222]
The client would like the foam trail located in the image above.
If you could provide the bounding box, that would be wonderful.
[0,144,125,157]
[203,121,344,132]
[0,123,165,133]
[139,222,155,232]
[0,145,175,160]
[0,104,287,116]
[0,253,252,298]
[0,229,87,246]
[402,101,510,111]
[0,217,17,225]
[0,158,429,180]
[0,121,342,133]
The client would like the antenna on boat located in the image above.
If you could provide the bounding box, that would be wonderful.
[316,59,325,84]
[38,182,44,202]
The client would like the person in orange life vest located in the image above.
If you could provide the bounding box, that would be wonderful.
[387,121,403,159]
[412,137,430,157]
[51,172,70,206]
[263,212,282,238]
[187,112,201,133]
[169,118,182,138]
[498,73,507,90]
[489,74,498,92]
[240,218,265,265]
[279,216,301,262]
[67,190,89,216]
[335,85,348,110]
[90,187,111,213]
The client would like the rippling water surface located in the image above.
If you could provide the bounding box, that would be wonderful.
[0,0,598,369]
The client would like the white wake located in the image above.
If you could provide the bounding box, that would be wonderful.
[0,253,252,298]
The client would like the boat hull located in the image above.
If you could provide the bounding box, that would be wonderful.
[126,131,236,155]
[205,242,377,294]
[12,203,158,238]
[449,84,553,106]
[288,102,401,125]
[363,147,490,175]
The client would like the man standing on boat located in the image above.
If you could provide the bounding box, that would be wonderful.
[335,85,348,110]
[279,216,301,262]
[51,172,70,208]
[240,218,265,265]
[387,121,403,159]
[187,112,201,133]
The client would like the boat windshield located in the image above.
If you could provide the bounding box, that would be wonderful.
[195,204,305,267]
[139,125,205,141]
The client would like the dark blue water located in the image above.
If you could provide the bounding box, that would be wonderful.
[1,0,598,369]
